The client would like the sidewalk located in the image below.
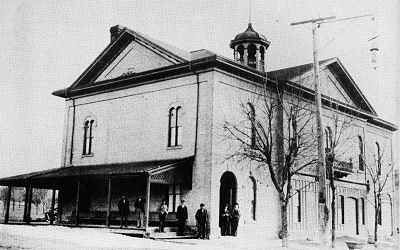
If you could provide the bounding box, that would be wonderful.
[0,224,397,249]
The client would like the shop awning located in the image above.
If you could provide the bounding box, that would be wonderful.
[0,157,194,188]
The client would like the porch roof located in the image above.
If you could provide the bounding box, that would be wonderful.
[0,157,194,187]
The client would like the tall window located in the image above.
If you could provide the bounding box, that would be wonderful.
[358,136,364,171]
[83,119,94,155]
[248,103,256,148]
[340,195,345,224]
[168,107,182,147]
[248,177,256,220]
[168,184,180,212]
[325,127,333,150]
[294,190,301,222]
[289,108,298,149]
[360,198,365,225]
[375,142,381,175]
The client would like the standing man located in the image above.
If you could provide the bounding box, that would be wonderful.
[195,203,208,239]
[176,199,188,236]
[220,204,230,236]
[134,195,145,228]
[231,203,240,236]
[158,200,168,233]
[117,195,130,228]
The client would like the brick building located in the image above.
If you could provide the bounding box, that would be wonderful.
[0,24,397,239]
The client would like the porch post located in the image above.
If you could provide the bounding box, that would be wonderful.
[145,175,151,229]
[23,185,29,222]
[75,179,80,225]
[50,182,56,225]
[25,185,32,224]
[4,186,12,224]
[106,178,112,227]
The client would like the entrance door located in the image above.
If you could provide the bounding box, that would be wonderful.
[345,197,359,235]
[219,172,237,220]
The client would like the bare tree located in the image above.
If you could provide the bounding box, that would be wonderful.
[31,189,48,215]
[364,144,394,245]
[223,85,317,247]
[324,112,356,248]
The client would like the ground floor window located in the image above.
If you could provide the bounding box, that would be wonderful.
[339,195,345,224]
[168,184,180,212]
[360,198,365,225]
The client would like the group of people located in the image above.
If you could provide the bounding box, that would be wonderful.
[117,195,241,238]
[220,203,241,236]
[117,195,145,228]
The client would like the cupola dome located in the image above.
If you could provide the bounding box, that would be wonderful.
[230,23,270,72]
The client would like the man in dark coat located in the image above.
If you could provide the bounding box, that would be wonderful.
[231,202,240,236]
[176,200,188,236]
[134,195,146,228]
[220,204,230,236]
[117,195,129,228]
[195,203,208,239]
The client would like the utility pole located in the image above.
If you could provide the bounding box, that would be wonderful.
[291,13,373,248]
[291,16,335,249]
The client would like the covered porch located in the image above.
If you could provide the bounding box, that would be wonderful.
[0,157,193,233]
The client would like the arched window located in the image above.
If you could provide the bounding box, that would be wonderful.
[289,107,298,149]
[259,46,265,71]
[247,44,257,68]
[237,45,244,63]
[248,177,256,220]
[375,142,381,175]
[248,103,256,148]
[168,106,182,147]
[83,119,95,155]
[358,136,364,171]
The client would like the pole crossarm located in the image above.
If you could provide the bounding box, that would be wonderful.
[291,16,336,26]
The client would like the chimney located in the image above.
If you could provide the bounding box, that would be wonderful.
[110,25,123,43]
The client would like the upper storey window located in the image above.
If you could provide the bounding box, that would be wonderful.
[325,127,333,151]
[248,103,256,148]
[358,136,364,171]
[83,119,95,155]
[375,142,381,175]
[168,106,182,147]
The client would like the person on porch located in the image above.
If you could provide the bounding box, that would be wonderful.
[158,200,168,233]
[176,199,188,236]
[231,202,240,236]
[195,203,209,239]
[117,195,130,228]
[220,204,230,236]
[134,195,145,228]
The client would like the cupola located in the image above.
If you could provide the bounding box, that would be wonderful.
[230,23,270,72]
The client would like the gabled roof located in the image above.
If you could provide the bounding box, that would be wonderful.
[268,57,376,115]
[53,26,191,95]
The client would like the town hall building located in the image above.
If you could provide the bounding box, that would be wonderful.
[0,23,397,240]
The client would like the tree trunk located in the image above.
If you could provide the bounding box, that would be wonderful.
[36,205,39,215]
[331,184,336,248]
[280,196,289,248]
[374,195,378,243]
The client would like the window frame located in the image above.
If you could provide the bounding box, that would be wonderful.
[82,119,95,156]
[358,136,364,171]
[248,103,256,149]
[168,106,182,148]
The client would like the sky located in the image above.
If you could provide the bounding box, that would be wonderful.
[0,0,398,178]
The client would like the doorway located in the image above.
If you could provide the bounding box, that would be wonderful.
[219,172,237,217]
